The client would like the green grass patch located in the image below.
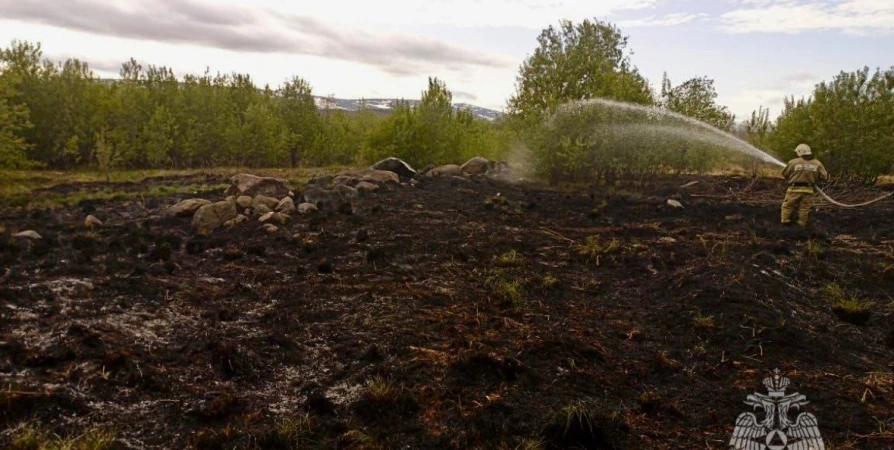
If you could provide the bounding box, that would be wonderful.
[0,166,352,210]
[821,283,874,326]
[7,423,116,450]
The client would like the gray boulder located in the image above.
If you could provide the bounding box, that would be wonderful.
[429,164,463,177]
[225,173,292,198]
[276,197,296,215]
[461,157,491,175]
[370,157,417,180]
[252,195,280,210]
[236,196,253,209]
[191,201,238,234]
[355,181,379,195]
[166,199,212,217]
[298,203,319,214]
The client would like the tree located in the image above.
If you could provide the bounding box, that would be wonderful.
[0,78,34,169]
[507,18,654,122]
[143,105,176,168]
[277,76,319,167]
[505,19,656,184]
[93,128,121,182]
[770,66,894,184]
[660,74,734,130]
[660,74,736,173]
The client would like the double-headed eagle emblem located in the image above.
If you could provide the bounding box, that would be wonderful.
[729,369,825,450]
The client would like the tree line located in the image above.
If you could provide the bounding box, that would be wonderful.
[0,41,508,173]
[1,19,892,185]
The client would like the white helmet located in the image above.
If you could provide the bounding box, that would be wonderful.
[795,143,811,156]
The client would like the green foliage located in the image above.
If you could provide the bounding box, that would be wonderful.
[770,66,894,184]
[505,20,739,184]
[361,77,506,168]
[657,74,737,174]
[0,40,505,171]
[507,18,654,121]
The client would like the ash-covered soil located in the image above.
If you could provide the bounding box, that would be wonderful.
[1,173,892,449]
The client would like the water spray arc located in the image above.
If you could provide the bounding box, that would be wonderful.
[566,98,894,209]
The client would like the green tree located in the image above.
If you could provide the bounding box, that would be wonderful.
[659,74,736,173]
[93,128,121,182]
[277,76,320,167]
[507,18,654,122]
[0,73,34,168]
[506,19,656,184]
[770,66,894,184]
[143,105,176,168]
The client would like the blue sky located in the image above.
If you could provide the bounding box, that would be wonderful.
[0,0,891,121]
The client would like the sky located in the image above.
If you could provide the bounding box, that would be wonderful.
[0,0,892,121]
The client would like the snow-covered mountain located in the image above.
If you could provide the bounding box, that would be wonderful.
[313,96,504,121]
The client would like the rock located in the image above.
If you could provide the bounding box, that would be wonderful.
[259,212,288,225]
[461,156,490,175]
[307,175,334,186]
[360,170,400,186]
[276,197,296,215]
[225,195,236,204]
[370,157,417,180]
[224,214,248,228]
[262,224,279,233]
[355,181,379,195]
[302,188,344,211]
[236,196,253,209]
[332,175,359,187]
[191,201,238,234]
[298,203,319,214]
[333,184,358,199]
[225,173,292,198]
[13,230,42,240]
[667,199,683,208]
[166,198,212,217]
[255,204,274,216]
[420,164,435,176]
[84,215,103,228]
[252,195,280,210]
[430,164,463,177]
[457,188,476,196]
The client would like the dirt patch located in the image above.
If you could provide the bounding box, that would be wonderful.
[1,173,893,449]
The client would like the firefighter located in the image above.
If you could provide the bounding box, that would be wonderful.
[781,144,829,226]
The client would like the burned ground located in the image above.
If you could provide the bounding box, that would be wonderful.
[1,173,892,449]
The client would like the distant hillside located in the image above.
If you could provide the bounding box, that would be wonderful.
[313,96,504,121]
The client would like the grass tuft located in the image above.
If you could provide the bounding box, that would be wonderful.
[822,283,874,326]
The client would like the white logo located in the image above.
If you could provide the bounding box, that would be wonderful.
[729,369,825,450]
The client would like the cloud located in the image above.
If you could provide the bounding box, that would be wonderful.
[245,0,667,28]
[452,90,479,102]
[719,0,894,35]
[619,12,710,27]
[0,0,518,76]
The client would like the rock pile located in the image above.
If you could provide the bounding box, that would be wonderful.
[164,156,513,235]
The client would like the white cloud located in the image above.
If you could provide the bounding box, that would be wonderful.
[720,0,894,34]
[0,0,519,77]
[236,0,666,28]
[619,12,710,27]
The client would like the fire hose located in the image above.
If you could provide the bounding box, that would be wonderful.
[815,187,894,208]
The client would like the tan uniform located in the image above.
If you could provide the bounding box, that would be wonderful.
[780,157,829,226]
